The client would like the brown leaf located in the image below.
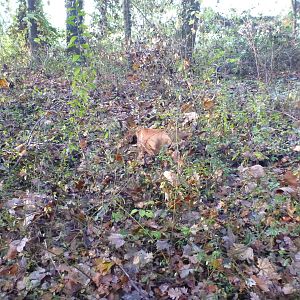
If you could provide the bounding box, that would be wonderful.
[75,179,85,191]
[257,258,281,280]
[203,98,215,110]
[163,170,179,186]
[183,59,190,69]
[282,283,296,295]
[136,128,172,158]
[79,138,87,150]
[182,112,199,126]
[5,238,28,260]
[251,275,270,292]
[133,250,153,267]
[168,287,183,300]
[180,102,193,113]
[275,186,296,196]
[64,278,82,295]
[132,63,140,71]
[283,170,298,188]
[248,165,265,179]
[0,78,9,89]
[156,240,170,251]
[228,243,254,261]
[115,153,123,162]
[15,143,26,152]
[0,263,19,276]
[293,145,300,152]
[5,246,17,260]
[94,259,115,275]
[108,233,125,249]
[206,284,218,293]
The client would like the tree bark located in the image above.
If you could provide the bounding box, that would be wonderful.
[16,0,27,32]
[95,0,108,38]
[65,0,84,55]
[123,0,132,68]
[27,0,39,57]
[291,0,300,38]
[181,0,200,62]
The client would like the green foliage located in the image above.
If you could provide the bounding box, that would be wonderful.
[194,8,299,80]
[0,2,300,299]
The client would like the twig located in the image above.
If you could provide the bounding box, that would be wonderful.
[9,102,64,172]
[42,246,93,282]
[131,1,156,29]
[117,264,150,299]
[271,109,298,121]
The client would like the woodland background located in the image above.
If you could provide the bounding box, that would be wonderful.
[0,0,300,299]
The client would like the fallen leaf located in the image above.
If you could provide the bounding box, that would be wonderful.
[122,290,143,300]
[245,277,256,287]
[115,153,123,162]
[223,228,236,249]
[108,233,125,249]
[183,112,199,126]
[0,263,19,276]
[168,287,183,300]
[249,292,261,300]
[282,283,295,295]
[28,267,49,288]
[251,275,270,292]
[163,170,179,186]
[79,138,87,150]
[203,98,214,110]
[180,102,193,113]
[248,165,265,179]
[283,170,298,188]
[171,150,184,168]
[133,250,153,267]
[244,182,257,193]
[257,258,281,280]
[228,243,254,261]
[156,240,170,251]
[64,278,82,296]
[5,238,28,260]
[94,258,115,275]
[293,145,300,152]
[75,179,85,191]
[295,252,300,261]
[0,78,9,89]
[132,62,140,71]
[275,186,296,195]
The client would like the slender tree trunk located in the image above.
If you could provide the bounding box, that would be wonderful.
[123,0,132,69]
[181,0,200,62]
[27,0,39,57]
[95,0,108,38]
[291,0,299,38]
[16,0,27,32]
[65,0,84,55]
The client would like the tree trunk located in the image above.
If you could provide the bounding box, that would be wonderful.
[95,0,108,38]
[27,0,39,57]
[291,0,299,38]
[123,0,132,69]
[65,0,84,55]
[181,0,200,62]
[16,0,27,32]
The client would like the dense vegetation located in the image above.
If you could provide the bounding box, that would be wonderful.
[0,0,299,299]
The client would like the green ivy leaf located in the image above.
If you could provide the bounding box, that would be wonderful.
[67,36,77,48]
[72,54,81,62]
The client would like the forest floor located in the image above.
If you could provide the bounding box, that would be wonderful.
[0,67,300,299]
